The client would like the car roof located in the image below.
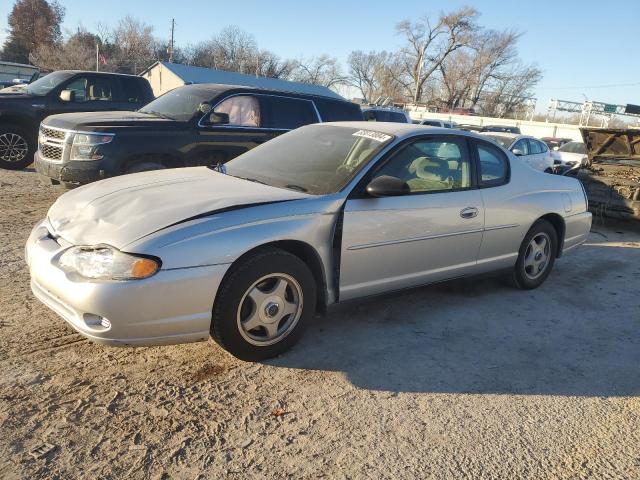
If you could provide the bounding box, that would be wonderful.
[174,82,350,102]
[56,70,141,78]
[321,121,481,139]
[480,132,533,140]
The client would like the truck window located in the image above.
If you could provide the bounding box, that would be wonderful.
[214,95,261,127]
[63,76,115,102]
[266,97,318,129]
[120,78,145,103]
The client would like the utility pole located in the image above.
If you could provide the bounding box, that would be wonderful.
[168,19,175,63]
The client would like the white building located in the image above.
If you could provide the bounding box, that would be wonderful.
[140,61,343,99]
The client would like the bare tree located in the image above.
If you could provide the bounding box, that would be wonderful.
[395,6,479,102]
[1,0,64,63]
[347,50,406,103]
[31,29,97,70]
[110,16,155,74]
[292,54,346,88]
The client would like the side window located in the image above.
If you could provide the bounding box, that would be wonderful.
[63,76,89,102]
[513,138,529,155]
[363,110,377,121]
[477,142,509,187]
[121,78,144,103]
[214,95,261,127]
[390,112,407,123]
[373,138,471,193]
[528,139,542,154]
[87,77,114,101]
[266,97,318,129]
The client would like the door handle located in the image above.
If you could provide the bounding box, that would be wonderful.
[460,207,479,219]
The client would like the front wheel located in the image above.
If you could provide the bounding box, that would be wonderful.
[511,219,558,289]
[0,125,34,170]
[211,248,317,361]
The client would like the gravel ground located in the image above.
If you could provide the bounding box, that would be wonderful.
[1,169,639,479]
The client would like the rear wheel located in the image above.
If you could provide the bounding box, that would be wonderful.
[512,220,558,289]
[0,125,34,170]
[211,248,317,361]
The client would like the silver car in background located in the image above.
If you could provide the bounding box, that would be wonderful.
[26,122,592,360]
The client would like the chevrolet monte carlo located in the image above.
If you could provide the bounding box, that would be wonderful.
[26,122,592,360]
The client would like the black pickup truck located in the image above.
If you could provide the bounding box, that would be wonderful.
[0,70,154,169]
[34,83,364,187]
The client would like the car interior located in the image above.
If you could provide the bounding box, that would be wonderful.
[374,140,470,192]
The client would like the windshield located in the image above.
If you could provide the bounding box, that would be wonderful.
[139,85,214,121]
[482,134,513,149]
[25,71,74,96]
[224,125,394,195]
[559,141,586,154]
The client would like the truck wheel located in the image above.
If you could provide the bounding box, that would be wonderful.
[126,162,167,174]
[511,219,558,290]
[211,248,317,361]
[0,125,34,170]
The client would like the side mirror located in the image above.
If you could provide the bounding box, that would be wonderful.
[511,148,524,156]
[207,111,230,125]
[366,175,410,197]
[59,89,75,102]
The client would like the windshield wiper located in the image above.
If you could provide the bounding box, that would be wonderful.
[142,110,175,120]
[236,176,267,185]
[284,184,308,192]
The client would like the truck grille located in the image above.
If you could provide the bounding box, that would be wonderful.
[40,143,63,161]
[39,125,71,162]
[40,127,67,140]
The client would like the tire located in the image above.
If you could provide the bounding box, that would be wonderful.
[511,219,558,290]
[0,124,35,170]
[125,162,166,174]
[211,248,317,361]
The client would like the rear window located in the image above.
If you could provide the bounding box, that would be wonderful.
[265,96,318,129]
[316,100,363,122]
[528,139,543,154]
[559,142,587,154]
[121,78,145,103]
[477,142,509,187]
[422,120,441,127]
[389,112,408,123]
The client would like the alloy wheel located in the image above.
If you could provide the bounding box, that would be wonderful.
[523,232,551,280]
[236,273,303,346]
[0,133,28,163]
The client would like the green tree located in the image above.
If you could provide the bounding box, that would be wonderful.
[1,0,65,64]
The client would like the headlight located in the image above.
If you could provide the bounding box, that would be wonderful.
[58,245,160,280]
[70,132,114,161]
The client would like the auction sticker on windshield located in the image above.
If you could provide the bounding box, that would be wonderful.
[352,130,393,142]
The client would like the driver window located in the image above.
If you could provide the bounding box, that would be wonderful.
[373,138,471,193]
[513,139,529,155]
[214,95,261,127]
[63,77,88,102]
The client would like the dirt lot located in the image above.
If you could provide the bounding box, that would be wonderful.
[0,169,639,479]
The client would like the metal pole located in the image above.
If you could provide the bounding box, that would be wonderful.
[169,19,175,63]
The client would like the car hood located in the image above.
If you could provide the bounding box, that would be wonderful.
[47,167,310,249]
[43,111,183,131]
[552,151,585,163]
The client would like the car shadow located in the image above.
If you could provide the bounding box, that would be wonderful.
[268,239,640,396]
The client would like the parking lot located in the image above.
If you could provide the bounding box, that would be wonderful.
[0,169,639,478]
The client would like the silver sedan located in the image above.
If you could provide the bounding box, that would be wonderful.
[26,122,592,360]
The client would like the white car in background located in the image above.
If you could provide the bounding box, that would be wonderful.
[420,119,458,128]
[481,133,554,172]
[551,141,588,168]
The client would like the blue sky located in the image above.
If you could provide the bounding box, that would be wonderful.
[2,0,639,108]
